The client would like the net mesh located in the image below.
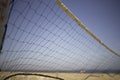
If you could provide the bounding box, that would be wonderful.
[0,0,120,72]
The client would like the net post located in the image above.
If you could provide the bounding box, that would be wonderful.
[0,0,11,53]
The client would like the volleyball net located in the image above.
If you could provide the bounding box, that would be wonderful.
[0,0,120,72]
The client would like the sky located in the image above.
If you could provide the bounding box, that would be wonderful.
[0,0,120,72]
[62,0,120,53]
